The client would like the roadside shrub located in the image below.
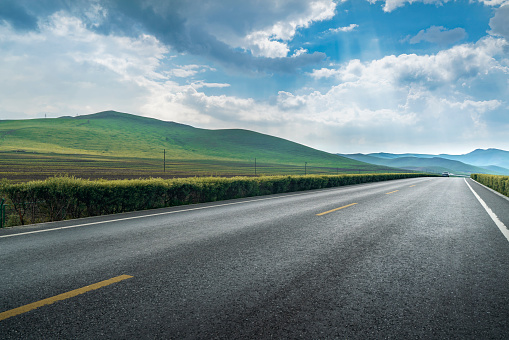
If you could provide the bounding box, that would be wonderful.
[0,173,428,226]
[471,174,509,197]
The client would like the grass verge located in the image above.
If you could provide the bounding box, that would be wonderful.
[470,174,509,197]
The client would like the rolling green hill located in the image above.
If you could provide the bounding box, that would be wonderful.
[0,111,398,180]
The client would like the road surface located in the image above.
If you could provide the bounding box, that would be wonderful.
[1,177,509,338]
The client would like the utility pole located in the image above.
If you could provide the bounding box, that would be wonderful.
[255,158,257,176]
[305,162,308,175]
[163,149,166,173]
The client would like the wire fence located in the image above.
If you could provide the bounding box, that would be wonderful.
[0,154,431,182]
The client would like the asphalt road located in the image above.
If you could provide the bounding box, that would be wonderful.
[1,177,509,339]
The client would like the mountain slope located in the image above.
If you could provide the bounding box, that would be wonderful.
[439,149,509,169]
[478,165,509,176]
[0,111,384,171]
[368,152,436,159]
[365,149,509,170]
[340,154,500,175]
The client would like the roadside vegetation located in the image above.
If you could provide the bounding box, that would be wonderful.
[471,174,509,197]
[1,173,428,227]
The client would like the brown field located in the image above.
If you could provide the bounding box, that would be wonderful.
[0,151,396,182]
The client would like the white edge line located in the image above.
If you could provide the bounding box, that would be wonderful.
[0,191,315,239]
[464,178,509,243]
[470,178,509,203]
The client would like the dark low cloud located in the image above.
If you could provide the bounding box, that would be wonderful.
[490,5,509,40]
[0,0,38,31]
[3,0,326,74]
[410,26,467,45]
[97,0,326,74]
[182,25,326,74]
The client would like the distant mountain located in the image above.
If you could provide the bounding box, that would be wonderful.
[478,165,509,176]
[342,154,388,164]
[341,150,509,176]
[439,149,509,169]
[368,152,436,159]
[340,154,495,176]
[366,149,509,170]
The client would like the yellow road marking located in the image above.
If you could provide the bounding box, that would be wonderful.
[386,190,399,195]
[0,275,133,322]
[409,185,416,187]
[317,203,357,216]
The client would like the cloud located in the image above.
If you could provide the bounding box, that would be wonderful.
[489,4,509,40]
[328,24,359,33]
[2,0,334,74]
[369,0,509,11]
[0,12,166,118]
[313,37,508,88]
[367,0,449,12]
[478,0,509,5]
[167,65,216,78]
[292,48,309,57]
[409,26,466,45]
[294,37,509,151]
[228,0,336,58]
[0,0,38,31]
[101,0,334,70]
[191,81,231,89]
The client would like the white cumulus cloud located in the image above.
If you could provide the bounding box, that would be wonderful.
[328,24,359,33]
[216,0,337,58]
[367,0,449,12]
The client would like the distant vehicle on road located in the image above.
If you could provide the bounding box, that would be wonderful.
[442,172,450,177]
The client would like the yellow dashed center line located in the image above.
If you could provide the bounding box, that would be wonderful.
[386,190,399,195]
[409,185,416,187]
[0,275,133,322]
[317,203,358,216]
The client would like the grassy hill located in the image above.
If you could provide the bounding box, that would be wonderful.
[0,111,399,180]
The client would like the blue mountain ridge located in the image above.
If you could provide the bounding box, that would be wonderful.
[339,149,509,176]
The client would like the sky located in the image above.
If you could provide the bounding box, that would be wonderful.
[0,0,508,155]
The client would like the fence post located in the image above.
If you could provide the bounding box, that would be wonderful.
[0,198,4,228]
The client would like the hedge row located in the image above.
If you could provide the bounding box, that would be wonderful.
[471,174,509,197]
[1,173,427,226]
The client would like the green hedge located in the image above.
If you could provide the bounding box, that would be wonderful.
[471,174,509,197]
[1,173,427,226]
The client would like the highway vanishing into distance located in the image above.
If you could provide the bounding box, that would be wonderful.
[1,177,509,338]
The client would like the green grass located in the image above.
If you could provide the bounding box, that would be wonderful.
[0,111,402,180]
[471,174,509,197]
